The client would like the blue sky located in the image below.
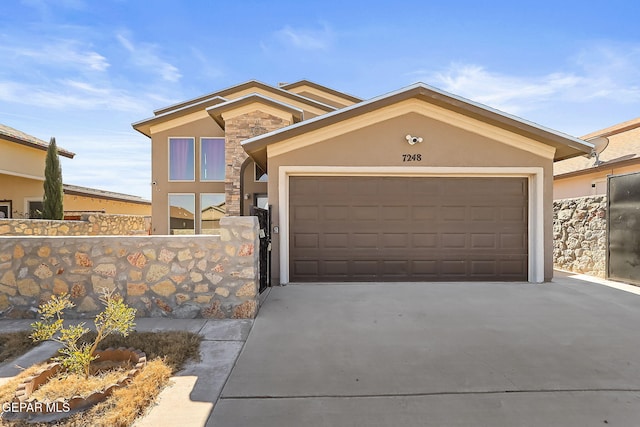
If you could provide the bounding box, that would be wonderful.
[2,0,639,199]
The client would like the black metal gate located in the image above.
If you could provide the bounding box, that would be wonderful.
[251,205,271,292]
[608,172,640,285]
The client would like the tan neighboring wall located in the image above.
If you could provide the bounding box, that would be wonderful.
[0,175,44,218]
[553,119,640,199]
[554,163,640,199]
[63,193,151,216]
[266,111,555,284]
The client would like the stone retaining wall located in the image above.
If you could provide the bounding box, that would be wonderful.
[0,216,259,319]
[553,195,607,277]
[0,214,152,236]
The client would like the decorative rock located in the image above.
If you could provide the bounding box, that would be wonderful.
[94,263,117,278]
[70,283,87,298]
[196,295,213,304]
[129,270,143,281]
[213,264,224,273]
[194,284,209,293]
[13,245,24,259]
[177,249,192,262]
[225,245,236,256]
[0,252,11,263]
[235,282,257,297]
[173,302,200,319]
[190,272,203,283]
[143,248,156,260]
[127,252,147,268]
[77,296,99,312]
[232,300,258,319]
[175,293,190,304]
[238,244,254,256]
[196,259,207,271]
[151,280,176,297]
[170,274,187,284]
[75,252,93,267]
[146,264,169,282]
[17,279,40,297]
[91,275,116,293]
[205,273,223,284]
[37,246,51,258]
[0,284,16,296]
[215,287,230,297]
[53,279,69,295]
[0,270,16,288]
[0,294,8,310]
[127,283,148,296]
[158,248,176,263]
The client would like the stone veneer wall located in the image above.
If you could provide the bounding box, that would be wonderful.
[0,217,259,319]
[0,214,151,236]
[553,195,607,277]
[224,111,292,215]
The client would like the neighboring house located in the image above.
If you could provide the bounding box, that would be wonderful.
[133,80,592,284]
[554,117,640,199]
[0,124,150,219]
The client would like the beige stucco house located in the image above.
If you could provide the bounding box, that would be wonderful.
[133,80,592,285]
[554,117,640,199]
[0,124,151,218]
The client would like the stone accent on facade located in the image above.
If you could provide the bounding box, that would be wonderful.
[0,214,151,237]
[553,195,607,277]
[224,111,292,215]
[0,216,259,319]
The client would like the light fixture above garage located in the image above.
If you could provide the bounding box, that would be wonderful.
[405,134,423,145]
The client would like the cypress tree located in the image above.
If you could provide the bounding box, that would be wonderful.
[43,137,64,220]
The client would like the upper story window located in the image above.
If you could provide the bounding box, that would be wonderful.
[201,138,225,181]
[169,137,195,181]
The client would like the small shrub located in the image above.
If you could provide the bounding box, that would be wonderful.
[30,288,136,379]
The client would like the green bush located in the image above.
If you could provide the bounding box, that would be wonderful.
[31,289,136,378]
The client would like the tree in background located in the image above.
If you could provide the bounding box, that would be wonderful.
[43,137,64,220]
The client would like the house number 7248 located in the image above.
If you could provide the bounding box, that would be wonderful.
[402,154,422,162]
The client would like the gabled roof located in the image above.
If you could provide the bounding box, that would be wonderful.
[153,80,336,117]
[279,80,363,104]
[206,94,304,129]
[554,117,640,178]
[0,124,75,158]
[132,96,228,137]
[242,82,593,168]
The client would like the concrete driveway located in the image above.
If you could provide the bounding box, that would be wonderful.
[210,273,640,426]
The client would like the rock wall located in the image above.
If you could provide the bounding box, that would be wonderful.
[553,195,607,277]
[0,216,259,319]
[0,214,151,236]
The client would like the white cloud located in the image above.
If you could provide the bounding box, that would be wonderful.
[0,80,150,113]
[275,23,334,50]
[0,40,109,72]
[116,32,182,82]
[412,43,640,118]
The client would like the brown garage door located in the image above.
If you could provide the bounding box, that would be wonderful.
[289,176,528,282]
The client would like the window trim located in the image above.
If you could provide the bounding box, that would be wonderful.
[24,197,43,219]
[168,137,196,182]
[200,137,226,182]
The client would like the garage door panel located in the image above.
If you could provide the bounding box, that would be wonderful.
[290,176,527,282]
[412,233,438,248]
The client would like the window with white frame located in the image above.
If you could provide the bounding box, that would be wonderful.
[200,138,225,181]
[201,193,225,235]
[168,194,195,234]
[169,137,195,181]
